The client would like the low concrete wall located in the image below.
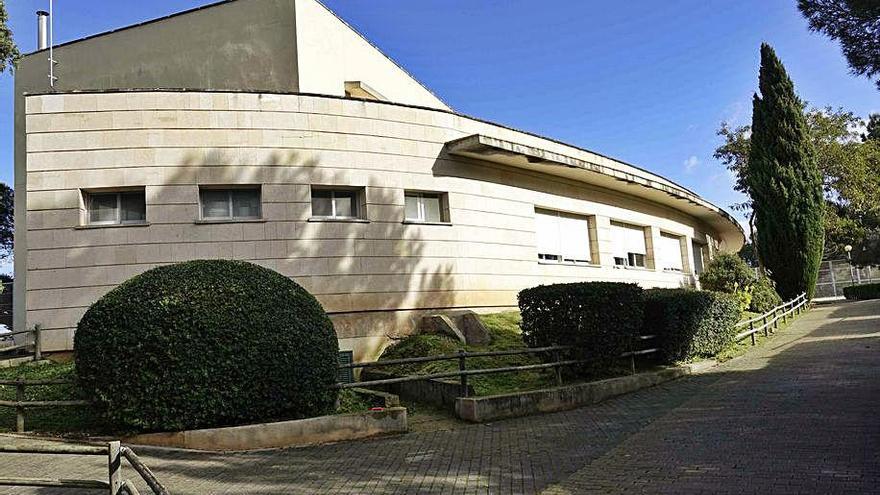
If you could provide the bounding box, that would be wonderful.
[455,366,696,423]
[125,407,407,451]
[363,369,473,408]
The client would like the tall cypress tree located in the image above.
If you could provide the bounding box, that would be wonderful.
[748,43,825,299]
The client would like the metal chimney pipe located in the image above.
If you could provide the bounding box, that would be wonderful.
[36,10,50,50]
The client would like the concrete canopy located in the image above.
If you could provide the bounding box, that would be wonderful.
[446,134,745,251]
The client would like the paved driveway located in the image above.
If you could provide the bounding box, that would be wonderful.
[1,300,878,494]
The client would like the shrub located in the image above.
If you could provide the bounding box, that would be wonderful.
[699,252,758,311]
[644,289,741,362]
[699,252,757,293]
[75,260,338,432]
[843,282,880,300]
[749,276,783,313]
[518,282,643,372]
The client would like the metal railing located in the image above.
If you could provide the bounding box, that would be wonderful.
[0,441,170,494]
[0,324,43,362]
[0,378,88,433]
[336,336,659,397]
[734,292,809,345]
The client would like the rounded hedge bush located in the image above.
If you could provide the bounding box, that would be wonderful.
[74,260,338,432]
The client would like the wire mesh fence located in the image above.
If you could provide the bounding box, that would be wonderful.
[815,259,880,298]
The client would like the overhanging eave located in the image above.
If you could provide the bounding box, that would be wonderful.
[446,134,745,250]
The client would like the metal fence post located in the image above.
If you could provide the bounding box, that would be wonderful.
[457,350,468,398]
[552,347,563,386]
[15,378,25,433]
[33,325,42,362]
[108,441,122,495]
[749,321,756,345]
[762,314,768,337]
[773,308,778,330]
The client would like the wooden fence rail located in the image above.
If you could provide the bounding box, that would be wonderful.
[338,292,809,394]
[0,441,170,494]
[0,378,88,433]
[733,293,809,345]
[336,336,660,396]
[0,324,42,362]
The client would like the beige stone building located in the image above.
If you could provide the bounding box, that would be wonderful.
[14,0,744,360]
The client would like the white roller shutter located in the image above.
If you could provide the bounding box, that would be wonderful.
[535,209,591,264]
[659,233,683,271]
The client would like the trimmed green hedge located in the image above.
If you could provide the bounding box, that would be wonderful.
[644,289,741,362]
[843,283,880,301]
[518,282,643,372]
[75,260,339,432]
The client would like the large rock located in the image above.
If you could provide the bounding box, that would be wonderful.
[418,310,491,345]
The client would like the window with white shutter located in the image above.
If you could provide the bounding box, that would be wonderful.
[535,209,591,264]
[611,222,647,268]
[658,233,684,271]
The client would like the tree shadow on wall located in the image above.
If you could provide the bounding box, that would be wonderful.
[143,147,457,360]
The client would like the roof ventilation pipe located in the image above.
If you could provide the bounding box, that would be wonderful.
[37,10,49,50]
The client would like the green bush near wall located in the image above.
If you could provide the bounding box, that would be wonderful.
[518,282,644,372]
[843,283,880,301]
[644,289,741,362]
[749,276,783,313]
[74,260,339,432]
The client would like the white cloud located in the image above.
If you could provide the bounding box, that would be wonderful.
[683,155,700,173]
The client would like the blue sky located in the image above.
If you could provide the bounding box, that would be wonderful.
[2,0,879,229]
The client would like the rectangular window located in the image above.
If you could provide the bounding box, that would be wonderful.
[85,190,146,225]
[658,233,684,272]
[611,222,647,268]
[535,208,592,264]
[199,187,262,220]
[404,191,448,223]
[311,188,361,219]
[693,240,707,275]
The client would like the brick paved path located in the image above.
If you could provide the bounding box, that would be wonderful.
[1,301,877,494]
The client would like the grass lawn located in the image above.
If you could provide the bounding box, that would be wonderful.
[378,311,558,396]
[715,310,796,362]
[0,361,373,435]
[0,361,108,436]
[378,311,650,396]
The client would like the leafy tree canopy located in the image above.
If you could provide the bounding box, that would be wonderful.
[0,0,19,74]
[716,107,880,264]
[799,0,880,89]
[0,183,11,260]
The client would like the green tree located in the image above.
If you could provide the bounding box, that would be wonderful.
[0,0,19,74]
[748,44,825,299]
[0,183,11,259]
[864,113,880,141]
[798,0,880,89]
[716,107,880,264]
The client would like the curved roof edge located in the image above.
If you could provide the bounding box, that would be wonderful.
[24,87,746,249]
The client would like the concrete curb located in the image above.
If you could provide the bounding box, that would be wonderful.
[124,407,408,452]
[455,363,715,423]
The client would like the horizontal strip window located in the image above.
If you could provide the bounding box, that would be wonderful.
[405,191,449,223]
[84,189,146,226]
[311,187,366,220]
[199,187,262,221]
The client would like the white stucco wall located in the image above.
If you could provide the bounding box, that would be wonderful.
[294,0,449,110]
